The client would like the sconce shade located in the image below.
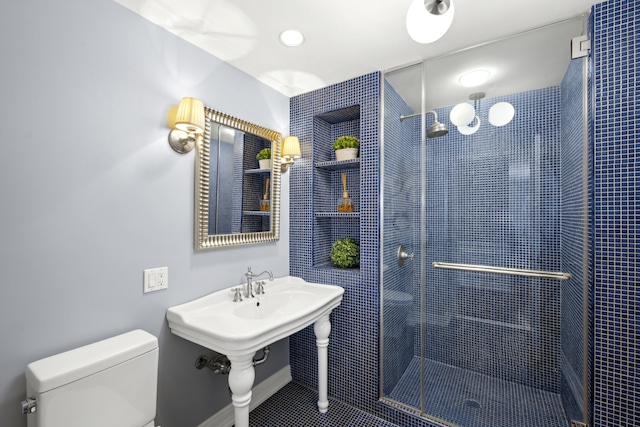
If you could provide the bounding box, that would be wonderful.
[282,136,302,158]
[166,104,179,128]
[175,97,205,134]
[280,136,301,172]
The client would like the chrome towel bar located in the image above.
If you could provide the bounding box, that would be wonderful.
[432,262,571,281]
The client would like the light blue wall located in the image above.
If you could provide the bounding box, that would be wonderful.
[0,1,289,426]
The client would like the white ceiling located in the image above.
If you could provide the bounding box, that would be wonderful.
[115,0,600,105]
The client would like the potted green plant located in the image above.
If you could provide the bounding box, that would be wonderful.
[256,147,272,169]
[332,136,359,161]
[330,238,359,268]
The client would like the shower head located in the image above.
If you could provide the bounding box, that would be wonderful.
[426,110,448,138]
[399,110,449,138]
[428,121,448,138]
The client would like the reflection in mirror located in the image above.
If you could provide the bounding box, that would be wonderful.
[208,122,236,235]
[195,107,281,250]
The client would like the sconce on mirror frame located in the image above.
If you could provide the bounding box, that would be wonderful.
[167,97,205,153]
[281,136,301,172]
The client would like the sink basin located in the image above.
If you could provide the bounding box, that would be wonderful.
[166,276,344,356]
[167,275,344,427]
[233,290,318,320]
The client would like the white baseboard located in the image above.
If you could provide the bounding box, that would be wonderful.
[198,365,292,427]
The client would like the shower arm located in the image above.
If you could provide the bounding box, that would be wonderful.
[399,110,438,122]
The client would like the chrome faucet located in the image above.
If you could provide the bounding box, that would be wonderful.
[244,267,273,298]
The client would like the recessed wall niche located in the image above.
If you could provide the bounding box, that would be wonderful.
[312,105,361,269]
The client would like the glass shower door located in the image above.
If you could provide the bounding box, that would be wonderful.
[380,61,423,410]
[380,16,591,427]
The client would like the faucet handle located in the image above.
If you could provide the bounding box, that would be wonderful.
[230,287,243,302]
[255,281,266,295]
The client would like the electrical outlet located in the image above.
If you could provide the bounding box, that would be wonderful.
[143,267,168,293]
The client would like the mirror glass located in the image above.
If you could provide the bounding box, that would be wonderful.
[195,107,281,249]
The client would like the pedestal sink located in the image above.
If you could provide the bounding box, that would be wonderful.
[166,276,344,427]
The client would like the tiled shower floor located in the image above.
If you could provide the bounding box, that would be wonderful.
[249,359,568,427]
[388,357,569,427]
[249,382,399,427]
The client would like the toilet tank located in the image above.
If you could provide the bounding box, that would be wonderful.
[25,329,158,427]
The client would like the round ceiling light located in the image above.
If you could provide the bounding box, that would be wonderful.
[279,29,305,47]
[489,102,515,126]
[450,102,476,126]
[457,116,481,135]
[406,0,455,44]
[459,70,491,87]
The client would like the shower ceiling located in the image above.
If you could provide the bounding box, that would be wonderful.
[386,16,586,112]
[115,0,599,103]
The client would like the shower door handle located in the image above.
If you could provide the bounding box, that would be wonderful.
[397,245,414,266]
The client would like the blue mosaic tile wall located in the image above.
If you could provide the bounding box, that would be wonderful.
[423,88,563,393]
[592,1,640,426]
[560,56,591,423]
[289,72,383,412]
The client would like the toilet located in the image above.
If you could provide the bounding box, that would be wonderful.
[24,329,158,427]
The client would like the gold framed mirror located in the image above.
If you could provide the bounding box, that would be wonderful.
[195,106,281,249]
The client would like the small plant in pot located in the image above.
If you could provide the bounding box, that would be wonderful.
[257,147,272,169]
[330,238,359,268]
[332,136,359,161]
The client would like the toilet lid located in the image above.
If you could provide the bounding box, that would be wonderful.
[26,330,157,393]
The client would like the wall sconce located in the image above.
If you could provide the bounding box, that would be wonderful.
[281,136,301,172]
[167,97,205,153]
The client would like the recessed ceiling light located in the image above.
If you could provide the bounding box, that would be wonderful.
[279,29,305,47]
[459,70,491,87]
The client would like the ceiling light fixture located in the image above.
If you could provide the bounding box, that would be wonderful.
[406,0,455,44]
[488,102,515,126]
[459,70,491,87]
[279,29,305,47]
[449,93,515,136]
[449,102,476,127]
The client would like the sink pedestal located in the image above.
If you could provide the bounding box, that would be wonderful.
[227,353,256,427]
[228,313,334,427]
[314,313,331,413]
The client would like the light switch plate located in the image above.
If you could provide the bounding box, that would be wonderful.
[144,267,168,293]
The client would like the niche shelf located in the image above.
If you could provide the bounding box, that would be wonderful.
[315,158,361,171]
[244,169,271,175]
[312,105,362,271]
[314,212,360,218]
[243,211,270,216]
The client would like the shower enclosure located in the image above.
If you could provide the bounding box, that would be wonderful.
[380,17,591,427]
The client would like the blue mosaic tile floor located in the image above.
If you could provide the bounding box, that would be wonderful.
[249,382,400,427]
[388,357,568,427]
